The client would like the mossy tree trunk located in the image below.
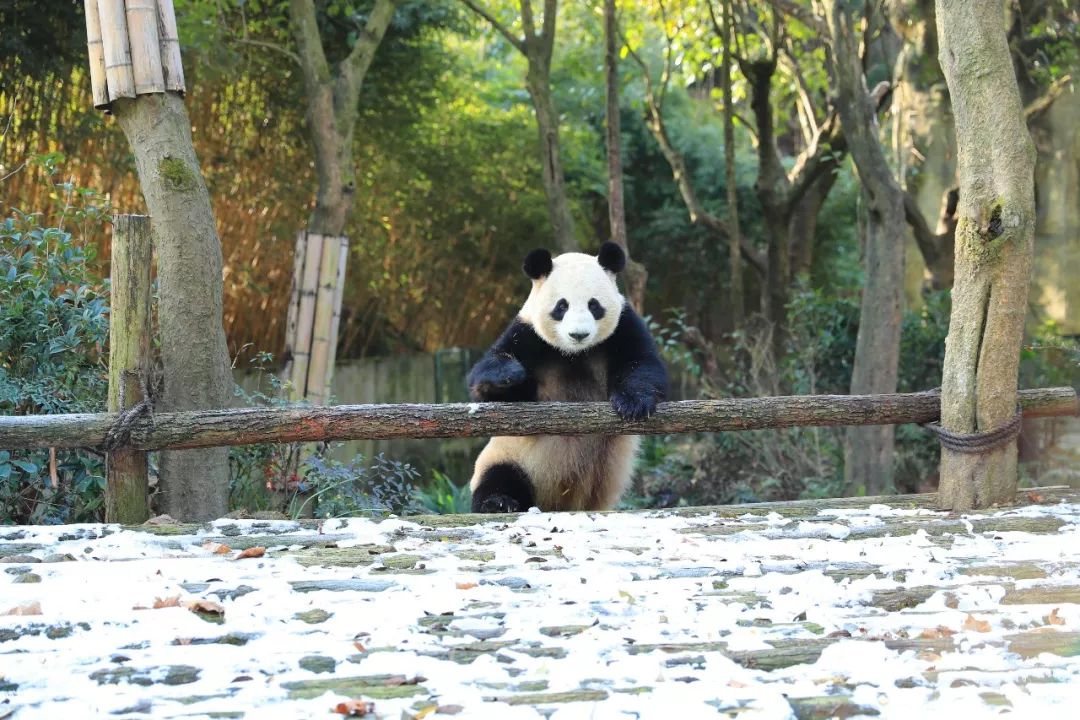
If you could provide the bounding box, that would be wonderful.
[934,0,1037,511]
[463,0,577,253]
[824,1,908,496]
[112,94,233,521]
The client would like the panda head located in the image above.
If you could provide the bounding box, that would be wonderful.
[519,241,627,354]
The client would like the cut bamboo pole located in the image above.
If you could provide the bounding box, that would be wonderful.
[97,0,137,100]
[282,230,307,384]
[0,388,1075,453]
[288,232,324,400]
[305,235,343,405]
[323,237,349,402]
[156,0,186,92]
[125,0,165,94]
[105,215,152,524]
[84,0,110,108]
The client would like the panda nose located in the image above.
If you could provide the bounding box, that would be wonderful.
[570,331,589,342]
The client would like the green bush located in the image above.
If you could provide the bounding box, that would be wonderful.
[414,468,472,514]
[0,176,112,523]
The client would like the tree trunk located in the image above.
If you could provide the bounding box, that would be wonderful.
[934,0,1037,511]
[720,0,743,325]
[603,0,645,309]
[112,93,233,522]
[285,0,397,405]
[825,1,908,496]
[527,62,577,253]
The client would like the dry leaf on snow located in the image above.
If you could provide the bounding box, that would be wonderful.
[334,699,375,716]
[919,626,957,640]
[1046,607,1066,626]
[186,600,225,615]
[963,614,992,633]
[202,541,232,555]
[234,546,265,560]
[455,581,477,590]
[3,601,42,616]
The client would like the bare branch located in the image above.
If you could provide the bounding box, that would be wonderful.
[1025,74,1073,123]
[461,0,526,53]
[345,0,399,79]
[289,0,332,91]
[904,191,941,267]
[763,0,827,34]
[540,0,558,57]
[235,38,302,67]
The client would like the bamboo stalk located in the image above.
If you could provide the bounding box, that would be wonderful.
[288,232,324,400]
[155,0,186,92]
[282,229,307,384]
[125,0,165,94]
[0,388,1074,452]
[105,215,152,523]
[97,0,136,100]
[84,0,110,108]
[323,237,349,403]
[305,234,342,405]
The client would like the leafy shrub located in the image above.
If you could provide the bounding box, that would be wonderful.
[296,452,425,519]
[0,167,112,523]
[414,468,472,514]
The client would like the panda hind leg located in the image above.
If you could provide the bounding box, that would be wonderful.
[471,462,536,513]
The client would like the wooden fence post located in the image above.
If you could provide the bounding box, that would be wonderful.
[106,214,152,524]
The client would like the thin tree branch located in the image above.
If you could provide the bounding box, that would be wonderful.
[540,0,558,57]
[1025,74,1072,123]
[904,191,941,267]
[461,0,526,54]
[289,0,332,91]
[520,0,538,43]
[346,0,399,78]
[235,38,302,66]
[764,0,827,34]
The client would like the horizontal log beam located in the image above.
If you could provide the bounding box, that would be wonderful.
[0,387,1075,452]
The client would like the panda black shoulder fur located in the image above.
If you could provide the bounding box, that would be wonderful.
[466,242,668,513]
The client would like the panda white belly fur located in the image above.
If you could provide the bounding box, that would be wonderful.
[469,352,640,512]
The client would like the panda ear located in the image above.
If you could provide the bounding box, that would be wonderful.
[523,248,553,280]
[597,241,626,274]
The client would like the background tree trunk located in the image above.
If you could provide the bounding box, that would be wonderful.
[825,1,908,496]
[527,62,577,253]
[935,0,1037,511]
[462,0,577,252]
[603,0,645,308]
[721,0,743,325]
[112,93,233,521]
[284,0,397,405]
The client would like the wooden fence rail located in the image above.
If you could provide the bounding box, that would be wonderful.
[1,387,1075,452]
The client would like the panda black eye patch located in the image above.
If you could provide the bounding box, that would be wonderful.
[551,298,569,321]
[588,298,605,320]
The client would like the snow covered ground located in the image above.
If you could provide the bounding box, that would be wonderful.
[3,492,1080,719]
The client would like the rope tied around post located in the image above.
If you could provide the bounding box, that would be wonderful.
[104,368,159,451]
[922,404,1024,454]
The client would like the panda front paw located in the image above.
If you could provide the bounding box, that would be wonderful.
[475,493,524,514]
[611,389,659,422]
[468,356,527,399]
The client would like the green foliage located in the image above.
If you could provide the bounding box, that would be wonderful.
[297,452,425,519]
[228,352,301,513]
[414,469,472,514]
[0,161,112,524]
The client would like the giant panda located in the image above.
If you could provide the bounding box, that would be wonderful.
[465,241,668,513]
